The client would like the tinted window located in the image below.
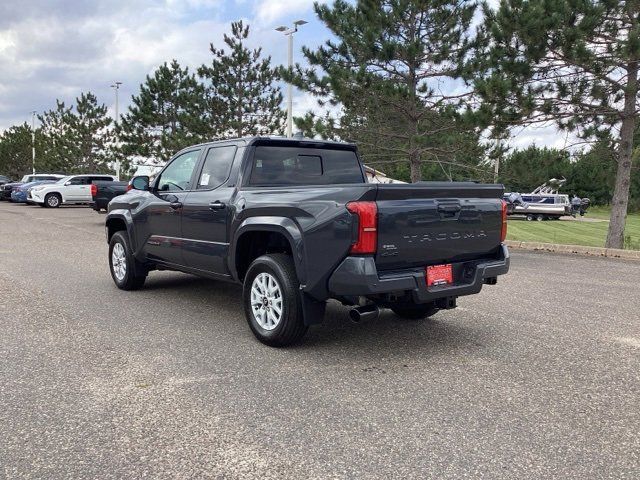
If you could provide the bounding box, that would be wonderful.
[157,150,200,192]
[91,176,113,183]
[68,177,90,185]
[249,146,363,186]
[197,146,236,190]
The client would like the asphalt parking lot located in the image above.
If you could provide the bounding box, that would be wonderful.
[1,201,639,479]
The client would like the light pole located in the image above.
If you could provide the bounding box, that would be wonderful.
[275,20,307,138]
[110,81,122,179]
[30,111,36,174]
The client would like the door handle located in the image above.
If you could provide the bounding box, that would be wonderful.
[209,201,226,211]
[437,204,461,213]
[169,202,182,210]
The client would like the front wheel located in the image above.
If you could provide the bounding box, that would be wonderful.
[109,231,146,290]
[390,301,439,320]
[45,193,61,208]
[243,254,308,347]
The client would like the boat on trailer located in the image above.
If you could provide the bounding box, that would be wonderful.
[504,179,572,221]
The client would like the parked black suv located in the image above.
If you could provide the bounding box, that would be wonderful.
[106,137,509,346]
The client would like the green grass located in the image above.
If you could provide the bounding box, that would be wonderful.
[506,208,640,250]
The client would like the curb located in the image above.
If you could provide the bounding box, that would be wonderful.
[504,240,640,261]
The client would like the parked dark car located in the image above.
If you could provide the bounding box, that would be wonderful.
[105,137,509,346]
[91,181,129,212]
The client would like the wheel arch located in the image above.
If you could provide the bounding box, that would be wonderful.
[231,217,305,285]
[105,211,137,253]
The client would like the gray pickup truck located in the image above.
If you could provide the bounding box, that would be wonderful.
[106,137,509,346]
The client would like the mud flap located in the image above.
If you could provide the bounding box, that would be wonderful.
[300,291,326,326]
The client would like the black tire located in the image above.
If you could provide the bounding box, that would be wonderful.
[536,214,545,221]
[390,301,439,320]
[109,231,146,290]
[243,254,308,347]
[525,214,534,221]
[45,193,61,208]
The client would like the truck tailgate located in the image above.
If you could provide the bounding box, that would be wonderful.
[374,183,504,270]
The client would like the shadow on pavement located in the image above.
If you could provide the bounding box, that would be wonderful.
[137,272,481,356]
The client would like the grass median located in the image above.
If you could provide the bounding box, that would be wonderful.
[506,207,640,250]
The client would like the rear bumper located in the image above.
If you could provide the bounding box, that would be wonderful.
[327,244,510,303]
[91,199,108,211]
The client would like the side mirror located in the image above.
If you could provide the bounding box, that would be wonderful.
[64,181,71,186]
[130,175,150,191]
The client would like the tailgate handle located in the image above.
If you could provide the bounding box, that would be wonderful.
[437,204,461,214]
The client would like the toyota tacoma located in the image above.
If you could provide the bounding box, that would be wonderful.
[106,137,509,346]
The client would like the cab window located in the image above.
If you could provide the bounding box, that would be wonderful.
[156,150,200,192]
[197,146,236,190]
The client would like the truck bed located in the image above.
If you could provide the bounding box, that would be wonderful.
[91,181,128,211]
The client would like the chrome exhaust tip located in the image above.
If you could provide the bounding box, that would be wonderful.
[349,304,379,323]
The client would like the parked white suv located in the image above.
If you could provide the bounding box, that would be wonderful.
[29,174,118,208]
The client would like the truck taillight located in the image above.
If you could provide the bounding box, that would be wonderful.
[346,201,377,254]
[126,184,132,191]
[501,200,507,242]
[90,184,97,197]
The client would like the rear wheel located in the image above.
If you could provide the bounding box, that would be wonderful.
[536,214,545,221]
[390,301,439,320]
[109,231,146,290]
[45,193,61,208]
[243,254,308,347]
[525,214,534,221]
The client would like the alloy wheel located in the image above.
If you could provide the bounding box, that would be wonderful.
[250,272,283,330]
[111,242,127,282]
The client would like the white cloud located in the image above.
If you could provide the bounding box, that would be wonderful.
[508,124,580,152]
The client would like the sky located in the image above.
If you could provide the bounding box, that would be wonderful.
[0,0,564,150]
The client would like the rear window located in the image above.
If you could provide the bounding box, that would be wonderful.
[249,146,363,186]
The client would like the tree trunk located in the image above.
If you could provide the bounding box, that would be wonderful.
[605,60,638,249]
[409,152,422,182]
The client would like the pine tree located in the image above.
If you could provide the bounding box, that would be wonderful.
[0,124,34,179]
[37,94,115,174]
[476,0,640,248]
[38,100,76,173]
[198,21,285,138]
[70,92,114,173]
[287,0,481,182]
[118,60,208,166]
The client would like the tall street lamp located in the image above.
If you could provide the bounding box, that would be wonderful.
[275,20,307,138]
[31,111,36,174]
[111,81,122,179]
